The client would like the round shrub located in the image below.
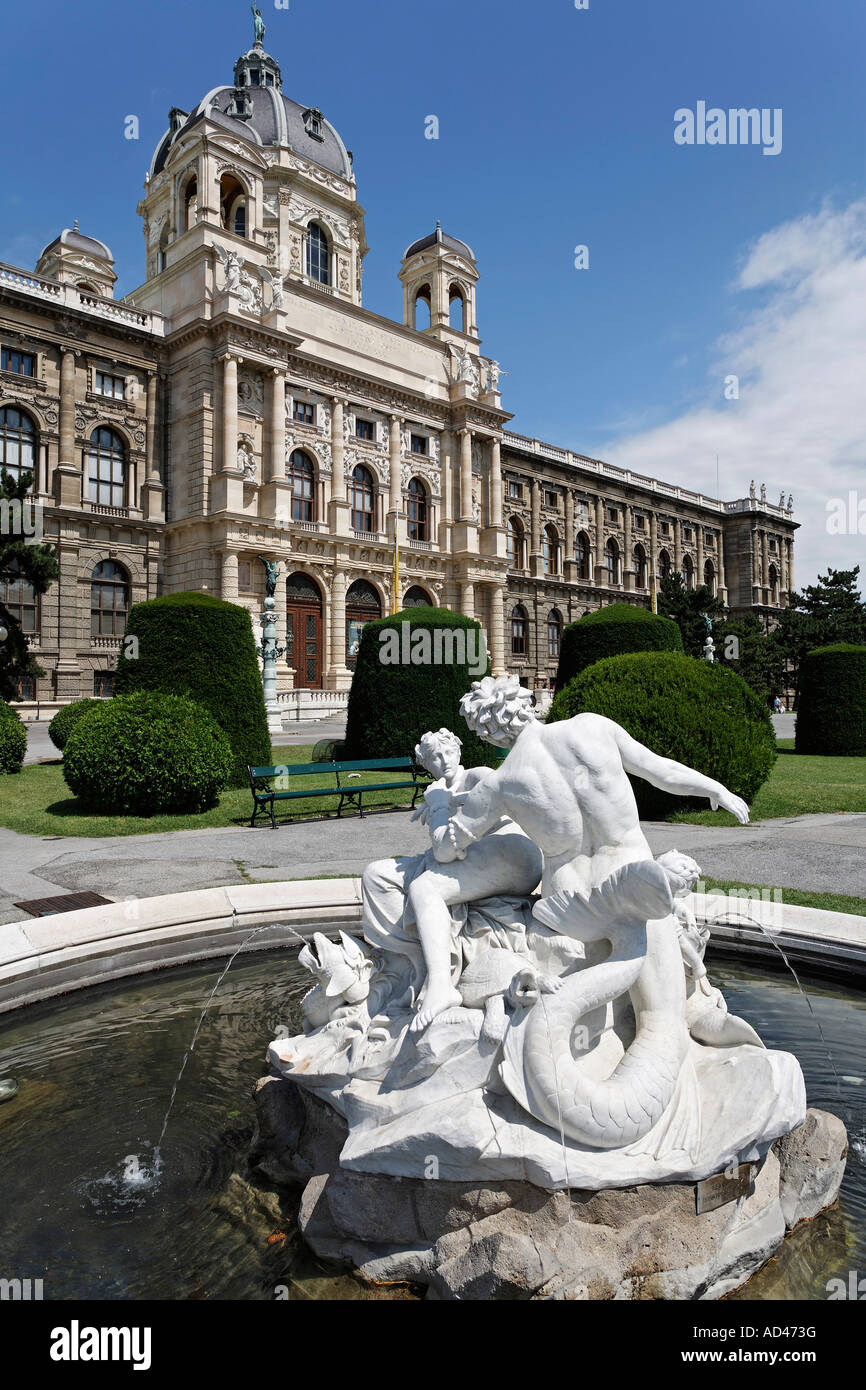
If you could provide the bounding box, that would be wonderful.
[795,643,866,756]
[344,605,497,767]
[0,701,27,775]
[554,603,683,691]
[62,692,233,815]
[113,592,270,786]
[548,651,776,820]
[48,698,102,752]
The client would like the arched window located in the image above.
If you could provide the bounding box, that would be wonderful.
[507,516,525,570]
[403,584,432,607]
[414,286,431,331]
[633,543,647,589]
[87,427,126,507]
[575,530,591,580]
[407,477,428,542]
[306,222,330,285]
[449,284,466,332]
[682,554,694,590]
[704,559,716,596]
[769,563,779,604]
[658,548,671,580]
[542,524,560,576]
[346,578,382,667]
[547,609,562,661]
[605,537,621,586]
[183,174,198,231]
[90,559,129,636]
[0,557,37,634]
[350,463,374,533]
[157,223,170,273]
[219,174,247,238]
[511,604,528,657]
[0,406,36,485]
[288,449,315,523]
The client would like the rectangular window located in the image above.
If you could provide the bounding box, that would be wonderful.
[606,506,619,524]
[682,526,693,542]
[95,370,126,400]
[634,514,646,530]
[545,490,559,508]
[355,418,375,442]
[293,400,315,424]
[704,531,715,547]
[508,481,523,500]
[659,520,670,537]
[410,434,428,456]
[1,347,35,377]
[93,671,115,697]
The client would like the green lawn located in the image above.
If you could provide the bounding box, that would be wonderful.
[701,877,866,919]
[671,745,866,827]
[0,746,425,838]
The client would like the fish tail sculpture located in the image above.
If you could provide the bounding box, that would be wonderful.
[502,858,690,1149]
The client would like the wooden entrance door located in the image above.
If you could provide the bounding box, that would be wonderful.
[285,572,323,689]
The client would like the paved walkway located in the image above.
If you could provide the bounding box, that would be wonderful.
[2,805,864,927]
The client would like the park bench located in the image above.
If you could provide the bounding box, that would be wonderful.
[247,757,427,829]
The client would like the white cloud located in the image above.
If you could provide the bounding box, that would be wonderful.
[602,198,866,589]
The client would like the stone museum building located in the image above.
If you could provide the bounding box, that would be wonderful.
[0,31,798,707]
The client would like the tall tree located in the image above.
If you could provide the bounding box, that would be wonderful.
[0,468,59,702]
[657,572,725,658]
[717,612,787,708]
[774,567,866,705]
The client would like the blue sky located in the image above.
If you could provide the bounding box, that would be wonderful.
[2,0,864,584]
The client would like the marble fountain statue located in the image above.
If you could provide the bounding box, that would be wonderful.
[253,676,847,1300]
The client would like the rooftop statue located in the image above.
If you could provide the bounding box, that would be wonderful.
[251,1,266,46]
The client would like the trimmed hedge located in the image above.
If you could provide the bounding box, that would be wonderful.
[795,643,866,756]
[554,603,683,691]
[113,591,270,786]
[49,698,102,752]
[0,701,27,775]
[343,605,497,767]
[62,692,233,815]
[548,650,776,820]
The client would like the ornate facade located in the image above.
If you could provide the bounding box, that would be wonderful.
[0,33,797,706]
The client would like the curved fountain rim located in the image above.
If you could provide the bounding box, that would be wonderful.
[0,880,863,1016]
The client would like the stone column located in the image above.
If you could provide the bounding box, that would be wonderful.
[673,517,682,573]
[459,429,473,520]
[328,397,350,535]
[649,512,658,579]
[717,528,727,602]
[623,503,632,590]
[326,567,351,690]
[594,496,605,585]
[786,537,794,595]
[389,416,403,515]
[565,489,575,558]
[267,370,284,483]
[221,550,238,602]
[696,524,705,593]
[761,530,769,601]
[440,432,453,525]
[461,580,475,620]
[222,354,238,473]
[488,583,505,676]
[54,347,81,506]
[489,436,503,527]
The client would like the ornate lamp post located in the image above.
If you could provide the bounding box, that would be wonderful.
[258,557,285,733]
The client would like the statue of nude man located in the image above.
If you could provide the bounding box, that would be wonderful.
[434,677,748,905]
[361,727,543,1033]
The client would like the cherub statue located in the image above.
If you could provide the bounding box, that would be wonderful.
[361,727,543,1032]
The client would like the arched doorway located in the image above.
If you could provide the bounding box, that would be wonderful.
[285,571,323,688]
[346,578,382,670]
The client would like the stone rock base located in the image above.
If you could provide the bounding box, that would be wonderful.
[250,1077,848,1301]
